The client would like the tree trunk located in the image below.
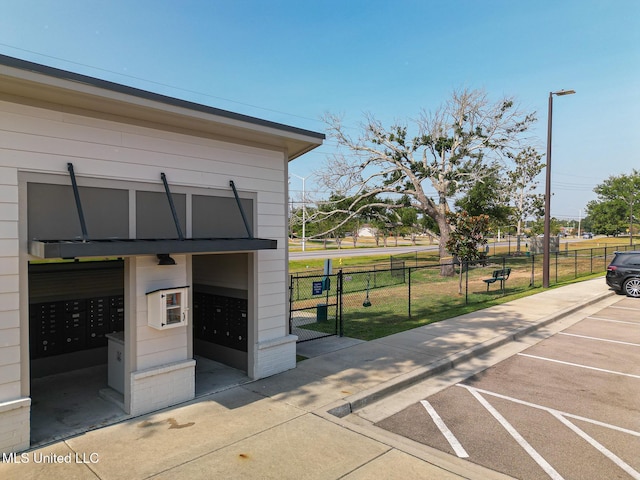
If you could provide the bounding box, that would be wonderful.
[437,217,455,276]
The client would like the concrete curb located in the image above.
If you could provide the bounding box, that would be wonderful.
[327,289,615,418]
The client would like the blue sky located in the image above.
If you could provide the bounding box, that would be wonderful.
[1,0,638,221]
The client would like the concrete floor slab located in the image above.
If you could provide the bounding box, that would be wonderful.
[296,336,365,358]
[245,367,364,410]
[30,364,128,447]
[342,448,463,479]
[65,387,305,480]
[151,413,390,480]
[0,442,98,480]
[294,341,438,381]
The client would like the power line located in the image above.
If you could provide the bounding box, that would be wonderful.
[0,43,325,126]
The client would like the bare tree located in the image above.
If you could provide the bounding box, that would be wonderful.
[319,88,536,275]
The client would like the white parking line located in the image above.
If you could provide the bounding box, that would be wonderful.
[609,305,640,311]
[587,316,640,326]
[457,384,640,437]
[420,400,469,458]
[517,353,640,379]
[559,332,640,347]
[551,412,640,479]
[465,388,564,480]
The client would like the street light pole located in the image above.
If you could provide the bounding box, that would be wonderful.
[578,209,582,238]
[543,89,575,288]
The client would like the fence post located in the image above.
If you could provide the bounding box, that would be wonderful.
[531,254,535,287]
[289,274,294,335]
[591,248,593,273]
[338,270,344,337]
[465,261,469,304]
[604,246,608,271]
[575,250,578,278]
[408,267,412,319]
[555,251,558,284]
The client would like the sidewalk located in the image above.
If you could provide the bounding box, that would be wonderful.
[2,278,616,480]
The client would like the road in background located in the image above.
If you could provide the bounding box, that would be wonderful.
[290,245,438,261]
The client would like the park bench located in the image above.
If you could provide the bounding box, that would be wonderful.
[483,267,511,291]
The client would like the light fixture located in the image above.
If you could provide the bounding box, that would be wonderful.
[554,89,576,96]
[157,254,176,265]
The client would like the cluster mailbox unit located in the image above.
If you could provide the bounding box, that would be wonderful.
[0,54,324,453]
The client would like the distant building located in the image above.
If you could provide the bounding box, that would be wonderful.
[357,224,378,237]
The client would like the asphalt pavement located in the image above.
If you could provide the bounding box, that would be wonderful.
[0,277,619,480]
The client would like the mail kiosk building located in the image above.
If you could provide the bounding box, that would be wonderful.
[0,55,324,453]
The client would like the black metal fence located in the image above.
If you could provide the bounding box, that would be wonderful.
[289,272,343,342]
[289,243,638,342]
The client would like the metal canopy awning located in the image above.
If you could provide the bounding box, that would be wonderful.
[30,238,277,259]
[30,167,277,259]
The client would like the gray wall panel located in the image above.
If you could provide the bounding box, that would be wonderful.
[28,183,129,240]
[136,191,186,239]
[192,195,253,238]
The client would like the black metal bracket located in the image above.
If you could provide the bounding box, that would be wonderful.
[160,173,184,240]
[229,180,253,239]
[67,163,89,242]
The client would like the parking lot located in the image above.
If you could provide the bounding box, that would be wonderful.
[375,297,640,480]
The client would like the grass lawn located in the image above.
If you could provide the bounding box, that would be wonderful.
[290,237,635,341]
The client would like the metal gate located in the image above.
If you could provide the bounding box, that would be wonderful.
[289,271,342,342]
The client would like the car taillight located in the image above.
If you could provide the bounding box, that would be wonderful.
[607,265,617,271]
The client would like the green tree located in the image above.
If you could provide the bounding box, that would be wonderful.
[446,211,490,293]
[455,163,512,228]
[529,217,561,236]
[321,88,536,275]
[586,170,640,243]
[506,147,544,252]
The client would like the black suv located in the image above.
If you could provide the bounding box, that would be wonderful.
[606,251,640,297]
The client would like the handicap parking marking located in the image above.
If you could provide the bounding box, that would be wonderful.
[517,352,640,379]
[457,384,640,480]
[419,399,469,458]
[456,384,640,438]
[551,412,640,480]
[462,386,564,480]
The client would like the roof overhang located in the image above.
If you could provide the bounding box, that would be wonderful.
[0,55,324,160]
[30,238,277,259]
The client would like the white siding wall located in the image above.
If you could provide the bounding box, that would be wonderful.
[134,255,189,371]
[0,97,294,450]
[0,165,26,453]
